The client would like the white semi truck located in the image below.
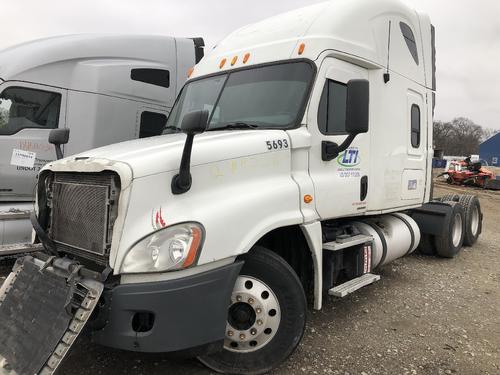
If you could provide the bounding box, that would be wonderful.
[0,1,483,374]
[0,34,203,256]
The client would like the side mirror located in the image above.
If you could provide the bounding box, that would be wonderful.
[48,128,70,160]
[322,79,369,161]
[171,110,209,195]
[181,109,209,135]
[345,79,369,134]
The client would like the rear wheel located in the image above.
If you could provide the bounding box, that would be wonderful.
[458,195,482,246]
[198,247,306,375]
[435,202,465,258]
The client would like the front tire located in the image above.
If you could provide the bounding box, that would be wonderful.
[198,247,306,375]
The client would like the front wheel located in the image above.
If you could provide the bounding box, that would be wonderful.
[199,247,306,374]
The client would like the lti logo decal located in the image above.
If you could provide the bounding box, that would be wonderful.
[337,148,360,167]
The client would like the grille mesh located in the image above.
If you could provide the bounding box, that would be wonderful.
[49,172,119,258]
[51,182,108,254]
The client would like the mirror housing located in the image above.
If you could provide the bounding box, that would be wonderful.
[181,109,209,135]
[48,128,70,160]
[171,110,209,195]
[322,79,369,161]
[345,79,369,134]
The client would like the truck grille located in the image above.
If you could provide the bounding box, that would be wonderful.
[48,172,120,262]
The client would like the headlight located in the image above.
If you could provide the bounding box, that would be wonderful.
[121,222,204,274]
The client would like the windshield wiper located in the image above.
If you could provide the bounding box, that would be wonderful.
[162,126,183,134]
[208,122,259,131]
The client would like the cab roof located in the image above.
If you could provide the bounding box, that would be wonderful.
[193,0,432,88]
[0,34,192,95]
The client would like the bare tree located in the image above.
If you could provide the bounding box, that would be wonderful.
[433,117,490,156]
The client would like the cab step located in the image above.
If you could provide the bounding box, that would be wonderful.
[323,234,373,251]
[328,273,380,297]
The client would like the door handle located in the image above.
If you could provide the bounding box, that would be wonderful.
[360,175,368,201]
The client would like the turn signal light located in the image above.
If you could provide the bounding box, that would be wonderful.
[219,58,227,69]
[304,194,313,204]
[298,43,306,55]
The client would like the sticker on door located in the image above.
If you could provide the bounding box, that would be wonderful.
[10,149,36,168]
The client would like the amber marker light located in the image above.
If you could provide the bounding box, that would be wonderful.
[243,53,250,63]
[187,67,194,78]
[182,226,202,268]
[298,43,306,55]
[304,194,313,204]
[231,56,238,66]
[219,58,227,69]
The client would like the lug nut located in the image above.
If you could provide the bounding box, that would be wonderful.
[257,319,263,326]
[248,298,254,304]
[256,308,262,314]
[239,333,246,340]
[251,328,257,335]
[227,330,234,337]
[236,295,242,302]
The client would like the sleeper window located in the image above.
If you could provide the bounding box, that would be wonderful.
[400,22,419,65]
[317,80,347,135]
[411,104,420,148]
[139,111,167,138]
[131,68,170,88]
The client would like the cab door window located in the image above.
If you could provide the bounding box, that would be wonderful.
[0,87,61,135]
[317,80,348,135]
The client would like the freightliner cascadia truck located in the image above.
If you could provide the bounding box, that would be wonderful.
[0,34,204,256]
[0,1,483,374]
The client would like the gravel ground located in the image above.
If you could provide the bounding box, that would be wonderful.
[1,180,499,375]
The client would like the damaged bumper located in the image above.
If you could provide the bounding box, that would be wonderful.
[91,261,243,353]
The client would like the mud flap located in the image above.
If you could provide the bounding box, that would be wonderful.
[0,256,104,375]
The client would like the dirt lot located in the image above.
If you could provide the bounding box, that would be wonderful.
[1,178,499,375]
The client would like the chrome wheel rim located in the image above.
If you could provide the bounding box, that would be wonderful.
[224,276,281,353]
[470,205,480,236]
[452,213,463,247]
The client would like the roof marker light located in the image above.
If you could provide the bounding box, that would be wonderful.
[219,58,227,69]
[187,67,194,78]
[298,43,306,55]
[231,56,238,66]
[243,53,250,63]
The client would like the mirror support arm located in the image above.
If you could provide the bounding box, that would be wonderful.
[321,134,356,161]
[171,134,195,195]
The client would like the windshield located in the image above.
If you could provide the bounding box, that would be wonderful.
[164,61,314,133]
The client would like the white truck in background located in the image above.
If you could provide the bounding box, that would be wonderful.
[0,1,484,374]
[0,34,204,255]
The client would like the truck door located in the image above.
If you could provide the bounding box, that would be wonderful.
[307,58,370,219]
[0,83,66,201]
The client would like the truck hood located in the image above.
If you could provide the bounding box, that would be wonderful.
[57,130,288,179]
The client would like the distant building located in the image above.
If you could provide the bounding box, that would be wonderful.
[479,133,500,166]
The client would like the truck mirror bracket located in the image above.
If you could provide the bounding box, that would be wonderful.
[171,110,209,195]
[322,134,356,161]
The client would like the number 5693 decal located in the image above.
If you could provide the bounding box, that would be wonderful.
[265,139,289,150]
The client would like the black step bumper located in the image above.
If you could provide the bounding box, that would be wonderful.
[91,261,243,353]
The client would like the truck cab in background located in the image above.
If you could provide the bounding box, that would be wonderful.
[0,34,203,253]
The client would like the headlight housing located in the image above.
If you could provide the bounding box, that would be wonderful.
[121,222,204,274]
